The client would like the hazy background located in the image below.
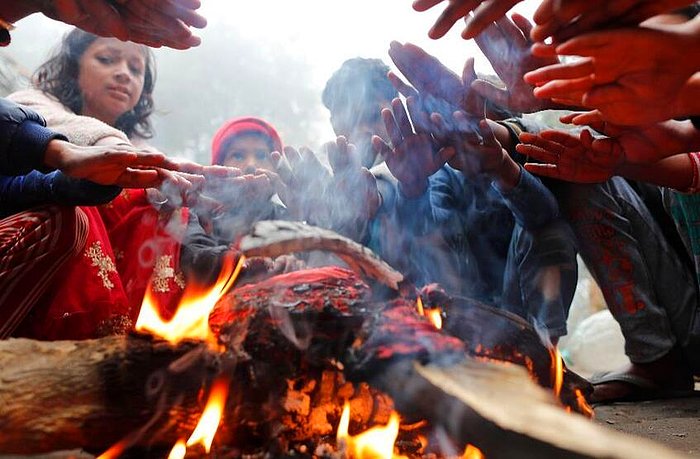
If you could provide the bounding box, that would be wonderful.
[0,0,538,163]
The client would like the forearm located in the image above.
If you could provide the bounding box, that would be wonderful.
[492,167,559,229]
[617,154,694,191]
[675,73,700,120]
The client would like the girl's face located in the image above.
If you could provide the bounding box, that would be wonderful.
[221,134,274,174]
[77,38,147,126]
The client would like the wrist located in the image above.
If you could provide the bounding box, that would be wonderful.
[491,154,521,192]
[43,139,68,170]
[398,178,428,199]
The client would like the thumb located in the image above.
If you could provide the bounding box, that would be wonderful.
[471,79,511,109]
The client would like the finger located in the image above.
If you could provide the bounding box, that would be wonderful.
[412,0,445,12]
[523,59,593,85]
[372,135,394,162]
[116,168,162,188]
[524,162,560,179]
[532,76,595,99]
[392,98,414,140]
[583,84,629,107]
[539,129,582,148]
[471,79,510,109]
[473,21,504,64]
[569,110,604,128]
[406,96,432,134]
[387,70,419,98]
[382,107,404,148]
[283,146,303,169]
[496,14,528,50]
[532,0,557,25]
[510,12,533,38]
[462,0,522,40]
[516,142,561,164]
[430,0,481,39]
[518,132,561,153]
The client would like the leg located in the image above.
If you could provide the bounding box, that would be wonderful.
[502,218,579,342]
[0,206,88,338]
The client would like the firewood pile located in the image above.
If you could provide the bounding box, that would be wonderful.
[0,222,687,458]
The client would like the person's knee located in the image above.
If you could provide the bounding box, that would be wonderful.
[53,206,89,256]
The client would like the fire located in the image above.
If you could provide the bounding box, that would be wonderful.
[462,444,484,459]
[136,254,245,347]
[574,389,594,418]
[187,377,230,453]
[167,439,187,459]
[550,347,563,398]
[415,297,443,330]
[427,309,442,329]
[337,402,407,459]
[416,296,425,316]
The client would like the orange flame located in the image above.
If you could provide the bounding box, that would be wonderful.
[416,297,425,316]
[167,439,187,459]
[462,444,485,459]
[575,389,594,418]
[550,347,563,398]
[187,377,230,453]
[136,254,245,347]
[427,309,442,329]
[337,402,407,459]
[95,440,126,459]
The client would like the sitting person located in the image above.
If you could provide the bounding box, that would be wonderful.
[206,116,287,241]
[3,28,202,340]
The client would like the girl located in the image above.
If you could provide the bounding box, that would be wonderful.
[4,29,196,339]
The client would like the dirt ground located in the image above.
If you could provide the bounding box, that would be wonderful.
[594,394,700,457]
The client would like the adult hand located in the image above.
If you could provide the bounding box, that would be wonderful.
[39,0,207,49]
[372,96,455,197]
[559,111,700,164]
[412,0,524,39]
[517,130,618,183]
[388,41,484,116]
[272,146,332,224]
[43,139,169,188]
[471,14,562,113]
[324,136,381,239]
[525,24,700,125]
[531,0,694,42]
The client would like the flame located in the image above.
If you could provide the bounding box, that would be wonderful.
[95,440,126,459]
[167,439,187,459]
[337,402,407,459]
[136,254,245,347]
[416,296,425,316]
[575,389,594,418]
[550,347,563,398]
[427,309,442,329]
[187,377,230,453]
[462,444,484,459]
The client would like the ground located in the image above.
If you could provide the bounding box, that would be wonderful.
[594,394,700,457]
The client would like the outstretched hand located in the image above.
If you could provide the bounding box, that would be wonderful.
[372,96,455,197]
[525,23,700,125]
[517,129,619,183]
[39,0,207,49]
[472,14,562,113]
[43,139,171,188]
[412,0,524,39]
[531,0,694,42]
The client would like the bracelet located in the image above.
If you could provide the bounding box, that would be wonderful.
[683,152,700,194]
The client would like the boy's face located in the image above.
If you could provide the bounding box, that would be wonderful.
[220,133,274,174]
[329,95,393,168]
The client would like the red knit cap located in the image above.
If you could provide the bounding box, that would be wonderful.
[211,117,283,165]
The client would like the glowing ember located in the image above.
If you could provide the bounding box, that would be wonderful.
[187,377,230,453]
[462,444,484,459]
[337,402,407,459]
[167,439,187,459]
[136,254,245,347]
[550,347,563,398]
[416,297,425,316]
[427,309,442,329]
[95,441,126,459]
[575,389,594,418]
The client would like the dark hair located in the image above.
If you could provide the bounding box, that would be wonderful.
[34,28,157,139]
[322,57,397,114]
[673,3,700,19]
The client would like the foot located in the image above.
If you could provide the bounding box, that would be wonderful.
[590,348,694,404]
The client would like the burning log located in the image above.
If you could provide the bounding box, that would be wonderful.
[0,265,684,458]
[0,334,226,455]
[238,220,405,290]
